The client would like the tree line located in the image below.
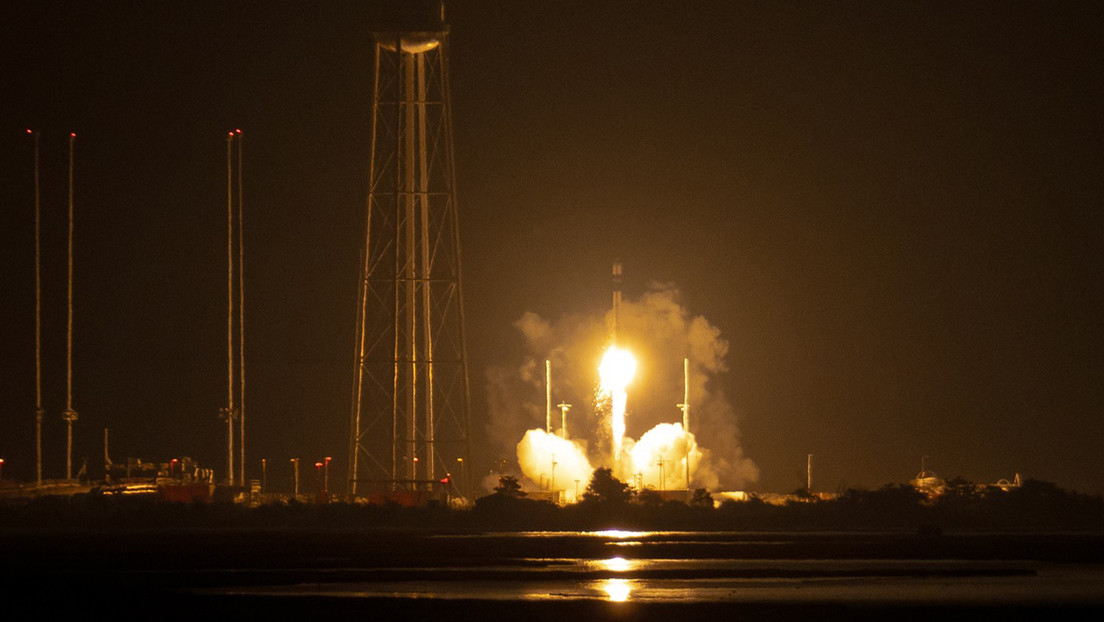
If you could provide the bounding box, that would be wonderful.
[1,468,1101,533]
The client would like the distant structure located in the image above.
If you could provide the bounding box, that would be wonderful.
[910,455,946,497]
[348,0,471,500]
[611,262,622,343]
[218,129,245,487]
[28,129,44,486]
[62,133,78,481]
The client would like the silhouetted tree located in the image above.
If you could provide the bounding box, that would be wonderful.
[689,488,714,509]
[493,475,526,498]
[636,488,663,506]
[940,477,979,501]
[582,468,634,504]
[790,487,815,501]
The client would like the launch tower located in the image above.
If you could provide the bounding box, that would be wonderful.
[348,0,471,498]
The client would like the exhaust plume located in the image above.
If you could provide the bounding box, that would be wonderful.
[485,282,758,495]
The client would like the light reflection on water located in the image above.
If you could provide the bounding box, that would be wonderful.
[200,533,1104,607]
[231,568,1104,605]
[598,578,632,601]
[435,530,800,547]
[591,557,634,572]
[587,529,648,539]
[207,566,1104,606]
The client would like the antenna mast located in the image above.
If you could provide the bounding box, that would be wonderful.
[545,360,552,434]
[680,357,690,490]
[62,132,78,481]
[236,129,245,486]
[29,130,44,486]
[219,131,237,486]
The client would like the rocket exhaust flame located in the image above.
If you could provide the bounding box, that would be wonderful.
[502,281,759,501]
[599,345,636,476]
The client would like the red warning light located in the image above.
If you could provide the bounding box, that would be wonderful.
[235,128,242,134]
[25,129,32,134]
[69,132,76,137]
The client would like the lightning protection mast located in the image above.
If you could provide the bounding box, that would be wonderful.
[349,0,472,500]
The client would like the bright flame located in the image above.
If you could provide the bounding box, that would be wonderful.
[599,346,636,389]
[599,346,636,474]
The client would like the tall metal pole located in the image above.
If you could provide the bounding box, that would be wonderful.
[291,458,299,496]
[403,44,418,485]
[807,453,813,492]
[391,32,404,490]
[349,244,368,495]
[30,129,43,486]
[545,360,552,434]
[223,131,235,486]
[558,402,571,440]
[678,357,690,490]
[103,428,111,473]
[63,132,78,481]
[416,53,436,483]
[440,12,476,501]
[236,129,245,486]
[348,40,384,497]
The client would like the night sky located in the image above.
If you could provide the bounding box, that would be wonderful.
[1,1,1102,494]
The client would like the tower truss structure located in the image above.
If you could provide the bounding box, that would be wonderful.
[348,1,471,498]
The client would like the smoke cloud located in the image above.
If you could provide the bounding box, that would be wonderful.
[516,429,592,502]
[484,283,759,494]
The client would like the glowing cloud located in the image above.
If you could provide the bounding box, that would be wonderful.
[516,428,593,502]
[487,283,759,495]
[626,422,701,490]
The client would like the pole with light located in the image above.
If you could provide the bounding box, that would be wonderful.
[323,456,332,493]
[290,458,299,496]
[557,402,571,439]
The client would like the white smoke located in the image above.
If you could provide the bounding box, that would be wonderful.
[484,282,759,493]
[626,422,702,490]
[516,428,593,502]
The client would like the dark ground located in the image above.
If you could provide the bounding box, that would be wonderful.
[2,529,1103,620]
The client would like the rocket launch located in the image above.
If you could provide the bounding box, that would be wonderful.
[601,262,635,477]
[510,267,728,501]
[612,262,622,343]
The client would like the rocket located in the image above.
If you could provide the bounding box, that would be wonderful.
[612,262,622,344]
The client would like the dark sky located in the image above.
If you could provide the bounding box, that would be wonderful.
[1,1,1102,494]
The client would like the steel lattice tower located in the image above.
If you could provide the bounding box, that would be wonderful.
[348,0,471,498]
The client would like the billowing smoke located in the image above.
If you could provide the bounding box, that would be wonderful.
[484,283,759,495]
[626,423,701,490]
[516,429,592,502]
